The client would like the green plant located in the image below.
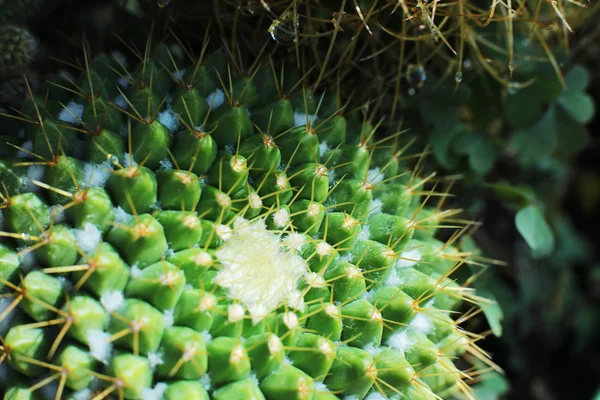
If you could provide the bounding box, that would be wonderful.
[0,38,498,399]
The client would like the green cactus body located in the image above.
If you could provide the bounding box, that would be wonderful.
[0,44,490,399]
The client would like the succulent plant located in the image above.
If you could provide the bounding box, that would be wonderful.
[0,39,496,400]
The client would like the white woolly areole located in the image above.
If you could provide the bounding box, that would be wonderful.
[319,141,330,158]
[163,309,174,327]
[365,392,388,400]
[293,112,316,127]
[73,223,102,253]
[16,140,32,158]
[83,161,112,188]
[272,208,290,228]
[158,107,181,131]
[388,331,413,352]
[58,101,84,124]
[228,304,245,323]
[147,350,164,369]
[114,206,133,223]
[72,389,92,400]
[396,249,422,268]
[410,313,433,334]
[143,383,168,400]
[214,217,307,321]
[206,89,225,109]
[100,291,124,313]
[87,329,112,362]
[25,165,45,192]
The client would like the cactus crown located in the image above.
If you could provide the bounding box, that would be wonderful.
[0,36,496,400]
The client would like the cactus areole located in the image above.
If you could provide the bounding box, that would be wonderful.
[0,43,492,400]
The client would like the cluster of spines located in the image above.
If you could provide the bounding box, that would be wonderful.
[0,38,496,400]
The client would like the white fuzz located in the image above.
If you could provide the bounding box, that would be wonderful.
[123,153,138,168]
[16,140,32,158]
[58,101,84,124]
[369,198,383,215]
[201,331,212,343]
[72,389,92,400]
[113,94,128,109]
[50,205,66,224]
[206,89,225,109]
[143,383,168,400]
[307,202,321,216]
[248,192,262,209]
[385,268,401,286]
[117,76,130,88]
[388,331,414,352]
[19,252,36,273]
[114,206,133,223]
[283,311,299,330]
[272,207,290,228]
[214,218,306,321]
[228,304,245,323]
[305,272,326,288]
[172,68,186,80]
[396,249,422,268]
[268,334,282,354]
[283,232,306,252]
[73,222,102,253]
[318,338,334,356]
[215,224,232,241]
[316,241,334,257]
[163,309,174,327]
[83,161,111,188]
[366,168,384,185]
[158,106,181,131]
[358,224,370,241]
[25,165,45,192]
[363,344,382,357]
[365,393,388,400]
[87,329,112,362]
[194,251,213,266]
[100,291,124,313]
[199,374,212,391]
[293,112,316,127]
[159,159,174,170]
[319,141,330,158]
[410,313,433,334]
[147,351,164,369]
[130,264,142,278]
[314,382,330,393]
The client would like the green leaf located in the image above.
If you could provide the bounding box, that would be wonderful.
[477,290,503,337]
[510,107,558,165]
[515,205,555,258]
[483,182,536,208]
[564,65,590,93]
[554,107,590,158]
[558,91,595,124]
[471,372,509,400]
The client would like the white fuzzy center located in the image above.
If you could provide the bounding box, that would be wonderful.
[214,218,307,321]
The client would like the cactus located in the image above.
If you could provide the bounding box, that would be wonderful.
[0,40,496,400]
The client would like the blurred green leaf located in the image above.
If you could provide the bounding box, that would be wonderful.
[554,107,590,158]
[478,290,504,337]
[484,182,536,208]
[455,132,497,175]
[558,91,596,124]
[564,65,590,93]
[470,372,509,400]
[515,205,555,258]
[510,107,558,164]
